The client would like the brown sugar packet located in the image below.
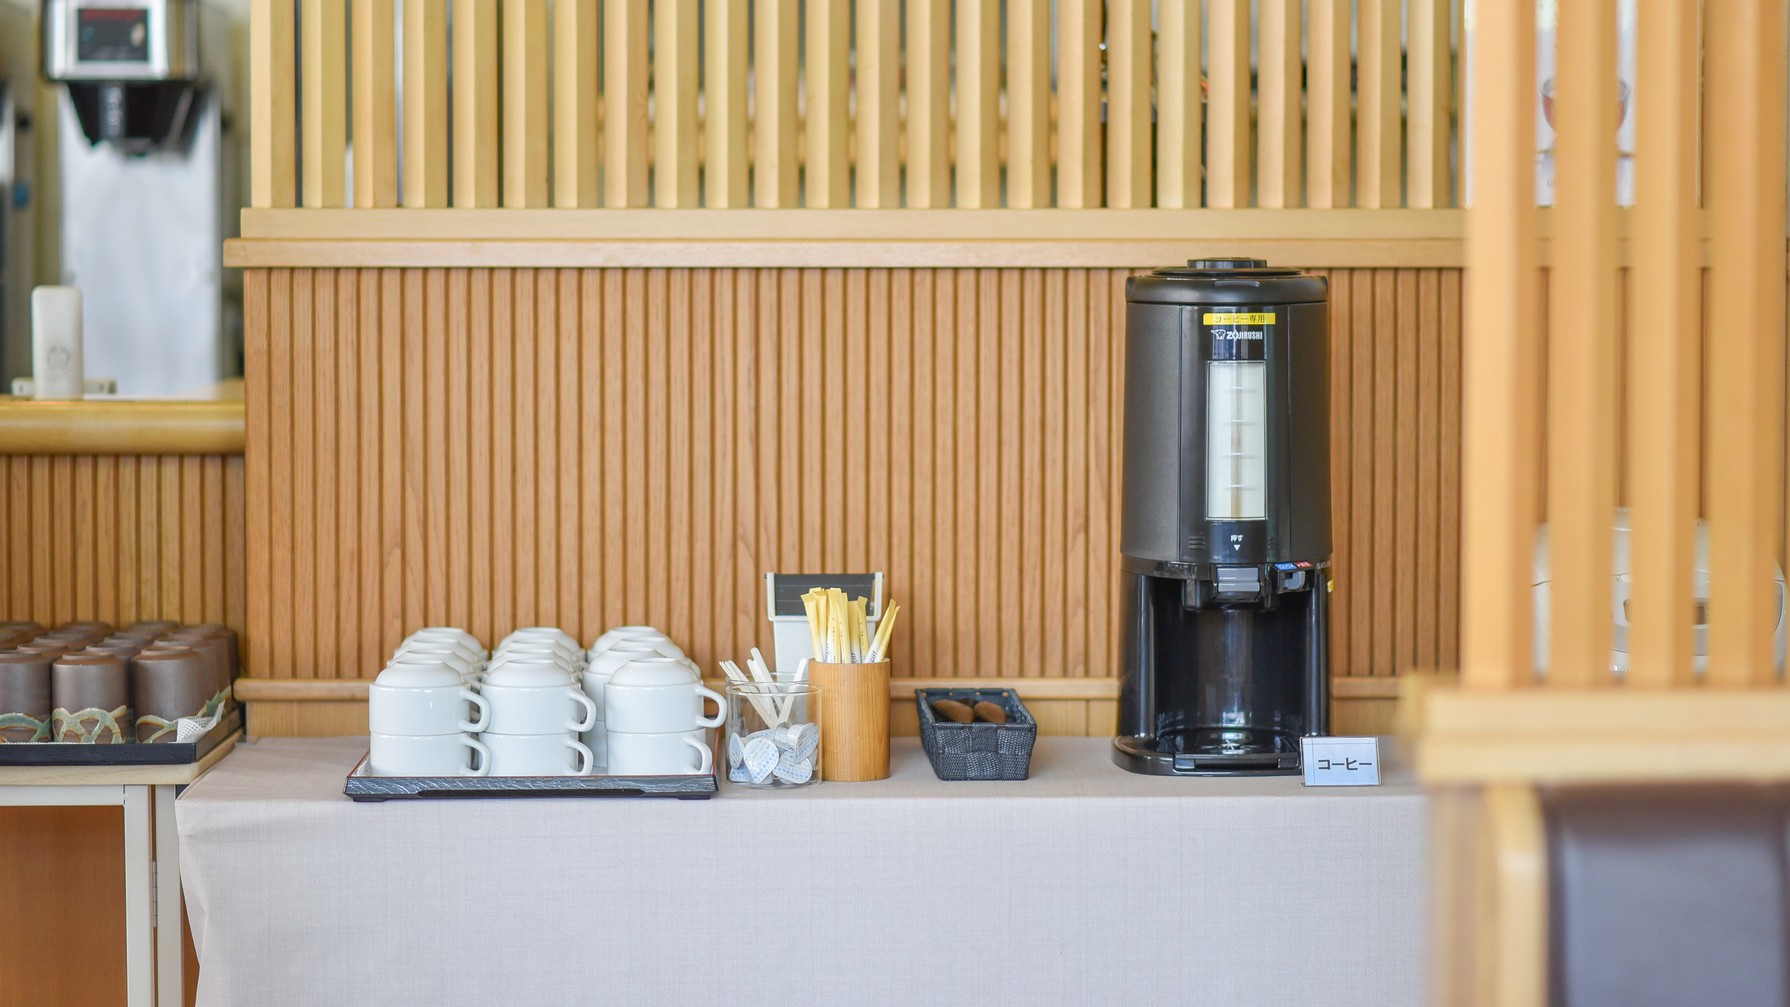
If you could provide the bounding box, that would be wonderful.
[930,699,975,725]
[972,701,1008,725]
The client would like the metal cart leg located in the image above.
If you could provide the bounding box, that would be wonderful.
[154,784,184,1006]
[122,784,153,1007]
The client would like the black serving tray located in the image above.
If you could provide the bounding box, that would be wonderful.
[343,753,718,801]
[0,707,242,766]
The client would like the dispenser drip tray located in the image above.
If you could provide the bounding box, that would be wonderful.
[1112,728,1302,776]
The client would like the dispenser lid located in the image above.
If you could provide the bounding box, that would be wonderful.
[1127,258,1329,307]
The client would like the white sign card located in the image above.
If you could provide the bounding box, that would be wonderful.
[1301,737,1383,787]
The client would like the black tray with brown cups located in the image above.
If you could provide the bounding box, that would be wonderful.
[0,705,240,766]
[343,754,718,801]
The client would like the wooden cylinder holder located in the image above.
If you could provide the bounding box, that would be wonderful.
[809,660,890,782]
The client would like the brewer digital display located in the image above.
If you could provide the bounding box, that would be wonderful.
[76,8,150,63]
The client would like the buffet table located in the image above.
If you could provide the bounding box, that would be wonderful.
[178,736,1427,1006]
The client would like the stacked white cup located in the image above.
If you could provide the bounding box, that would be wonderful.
[585,627,721,775]
[478,628,598,775]
[369,628,493,777]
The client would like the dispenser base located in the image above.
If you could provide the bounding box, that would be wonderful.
[1111,733,1302,776]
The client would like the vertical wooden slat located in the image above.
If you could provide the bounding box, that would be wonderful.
[603,0,650,207]
[1545,0,1619,687]
[1706,0,1788,688]
[1440,271,1463,667]
[1012,271,1038,676]
[932,271,957,672]
[291,271,316,674]
[1207,1,1252,208]
[533,271,559,627]
[1156,0,1201,210]
[709,271,734,659]
[654,0,701,207]
[1065,271,1089,674]
[446,270,472,630]
[251,0,297,208]
[1351,271,1374,676]
[300,0,346,207]
[501,0,549,208]
[803,270,826,569]
[1461,0,1539,689]
[351,0,397,208]
[703,0,749,207]
[1087,272,1114,677]
[1307,0,1352,208]
[265,273,290,665]
[1056,0,1104,208]
[1625,0,1702,689]
[401,271,426,637]
[1394,271,1419,674]
[512,271,538,621]
[72,459,94,618]
[626,270,650,621]
[1417,270,1442,667]
[94,458,116,620]
[666,271,691,646]
[553,0,601,208]
[380,270,404,656]
[689,272,713,657]
[453,0,499,208]
[157,460,178,622]
[491,272,516,635]
[1257,0,1303,208]
[804,0,850,208]
[1357,0,1403,208]
[953,0,999,209]
[1373,272,1396,677]
[1105,0,1152,208]
[910,271,937,677]
[854,0,901,208]
[977,273,1002,674]
[312,273,338,675]
[1327,271,1352,673]
[401,0,448,207]
[904,0,951,209]
[558,272,582,633]
[957,271,981,673]
[358,271,383,668]
[244,271,271,674]
[1042,269,1067,675]
[469,270,495,645]
[752,0,800,208]
[1408,0,1454,208]
[334,273,360,672]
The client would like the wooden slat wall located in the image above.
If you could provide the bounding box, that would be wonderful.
[0,455,247,637]
[255,0,1467,211]
[243,266,1462,685]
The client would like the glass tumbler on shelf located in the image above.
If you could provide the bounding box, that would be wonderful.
[725,682,821,788]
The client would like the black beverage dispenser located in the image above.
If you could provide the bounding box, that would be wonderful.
[1114,259,1331,775]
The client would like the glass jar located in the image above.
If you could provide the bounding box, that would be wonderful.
[725,682,821,788]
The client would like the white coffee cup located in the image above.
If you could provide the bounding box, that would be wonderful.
[588,626,684,659]
[370,665,490,735]
[396,637,483,663]
[588,642,665,677]
[493,641,585,668]
[605,657,725,734]
[405,627,487,657]
[502,627,580,649]
[369,731,491,777]
[482,731,595,776]
[481,682,599,735]
[390,650,481,680]
[580,725,608,770]
[606,729,713,775]
[483,658,576,685]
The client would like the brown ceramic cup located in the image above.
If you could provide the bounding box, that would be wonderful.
[164,631,231,701]
[0,652,54,742]
[51,652,132,743]
[86,640,148,661]
[0,621,43,635]
[129,619,181,635]
[189,624,240,679]
[17,642,72,660]
[129,650,212,742]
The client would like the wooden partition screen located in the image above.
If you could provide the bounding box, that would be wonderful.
[251,0,1461,212]
[1417,1,1790,1003]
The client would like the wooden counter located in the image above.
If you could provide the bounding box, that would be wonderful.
[0,383,245,456]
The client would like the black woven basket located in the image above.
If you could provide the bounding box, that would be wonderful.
[915,688,1038,781]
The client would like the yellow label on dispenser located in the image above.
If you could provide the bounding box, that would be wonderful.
[1203,312,1276,325]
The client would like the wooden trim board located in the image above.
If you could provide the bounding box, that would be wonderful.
[0,401,246,455]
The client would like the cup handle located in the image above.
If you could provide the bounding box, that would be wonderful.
[694,684,726,728]
[461,735,492,777]
[565,687,599,733]
[458,688,491,733]
[566,737,595,776]
[684,735,714,775]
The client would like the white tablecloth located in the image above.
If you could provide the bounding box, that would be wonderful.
[177,736,1427,1006]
